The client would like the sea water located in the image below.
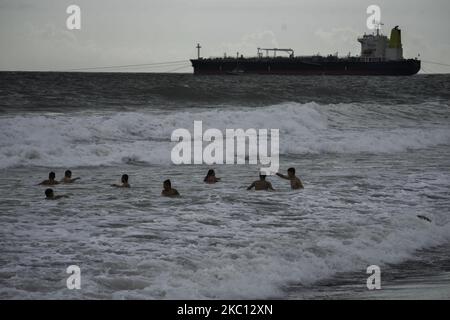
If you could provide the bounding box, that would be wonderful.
[0,73,449,299]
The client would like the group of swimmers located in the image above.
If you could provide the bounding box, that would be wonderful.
[39,167,304,200]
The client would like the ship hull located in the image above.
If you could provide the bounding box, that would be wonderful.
[190,58,421,76]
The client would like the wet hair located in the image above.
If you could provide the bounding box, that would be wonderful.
[288,167,295,174]
[121,174,129,183]
[204,169,215,182]
[49,172,56,180]
[163,179,171,187]
[259,174,266,180]
[65,170,72,177]
[45,188,53,198]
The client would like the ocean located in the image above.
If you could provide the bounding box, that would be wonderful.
[0,72,449,299]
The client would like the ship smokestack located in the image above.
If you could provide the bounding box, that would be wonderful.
[385,26,403,61]
[389,26,402,48]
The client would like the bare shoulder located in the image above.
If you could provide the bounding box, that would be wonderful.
[293,177,304,189]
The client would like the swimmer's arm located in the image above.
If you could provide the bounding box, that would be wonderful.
[71,177,81,182]
[54,195,69,199]
[112,184,129,188]
[111,183,127,187]
[247,182,255,190]
[268,182,275,191]
[38,180,58,185]
[215,178,221,182]
[276,173,289,180]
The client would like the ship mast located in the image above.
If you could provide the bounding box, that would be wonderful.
[374,21,384,36]
[196,43,202,59]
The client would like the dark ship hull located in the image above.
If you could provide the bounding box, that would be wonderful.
[190,57,421,76]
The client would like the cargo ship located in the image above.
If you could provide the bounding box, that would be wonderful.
[190,26,421,76]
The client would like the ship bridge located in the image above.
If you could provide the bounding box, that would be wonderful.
[358,25,403,61]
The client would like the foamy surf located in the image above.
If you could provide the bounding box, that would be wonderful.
[1,102,449,169]
[1,162,449,299]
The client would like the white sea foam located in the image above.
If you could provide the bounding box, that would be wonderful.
[1,102,449,169]
[1,172,449,299]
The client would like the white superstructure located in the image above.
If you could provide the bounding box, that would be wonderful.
[358,26,403,61]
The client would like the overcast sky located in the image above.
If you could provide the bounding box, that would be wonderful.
[1,0,449,72]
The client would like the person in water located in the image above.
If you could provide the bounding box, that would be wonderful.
[276,167,304,189]
[61,170,80,183]
[204,169,221,184]
[161,179,180,197]
[247,173,274,191]
[39,172,59,186]
[111,174,130,188]
[45,188,68,200]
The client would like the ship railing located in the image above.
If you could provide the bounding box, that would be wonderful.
[357,57,387,62]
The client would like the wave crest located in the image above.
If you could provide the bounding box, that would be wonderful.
[1,102,449,168]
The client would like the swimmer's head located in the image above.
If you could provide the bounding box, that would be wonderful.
[259,174,266,180]
[163,179,171,190]
[45,188,54,198]
[121,174,128,183]
[49,172,56,180]
[288,167,295,177]
[65,170,72,178]
[204,169,215,182]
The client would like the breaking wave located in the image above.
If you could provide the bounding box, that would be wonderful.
[1,102,449,169]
